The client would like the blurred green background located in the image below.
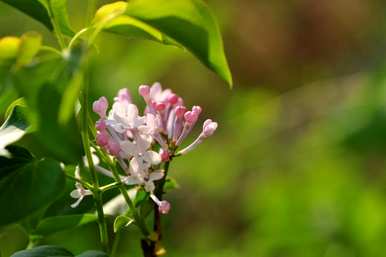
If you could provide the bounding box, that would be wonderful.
[2,0,386,256]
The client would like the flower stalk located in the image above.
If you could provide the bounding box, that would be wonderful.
[80,78,109,251]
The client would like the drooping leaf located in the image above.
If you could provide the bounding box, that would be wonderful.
[10,245,73,257]
[34,214,98,236]
[94,0,232,86]
[0,150,65,227]
[113,215,134,232]
[12,48,84,163]
[0,0,73,36]
[0,104,29,157]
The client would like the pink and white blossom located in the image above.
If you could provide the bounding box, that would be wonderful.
[82,83,218,211]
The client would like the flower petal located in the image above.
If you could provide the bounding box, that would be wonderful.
[147,151,161,165]
[144,181,155,192]
[71,196,84,208]
[70,189,81,198]
[123,175,143,185]
[149,171,164,181]
[120,141,138,156]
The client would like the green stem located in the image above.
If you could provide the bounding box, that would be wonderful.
[100,182,120,192]
[40,45,63,56]
[65,173,93,189]
[108,163,150,237]
[92,144,151,237]
[80,74,109,251]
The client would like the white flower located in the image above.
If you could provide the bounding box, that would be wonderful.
[120,134,161,168]
[107,103,145,133]
[70,167,92,208]
[123,168,164,193]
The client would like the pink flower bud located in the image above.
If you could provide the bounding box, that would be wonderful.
[184,111,198,124]
[192,106,202,115]
[176,97,184,106]
[168,93,179,105]
[202,119,218,138]
[155,102,166,111]
[175,106,187,118]
[96,131,109,146]
[160,149,170,162]
[107,139,120,156]
[115,88,131,103]
[158,200,171,214]
[95,119,106,131]
[92,97,108,118]
[139,85,150,97]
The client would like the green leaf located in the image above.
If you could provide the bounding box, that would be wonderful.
[0,36,21,61]
[134,187,149,207]
[47,0,74,36]
[58,69,83,124]
[113,215,134,232]
[94,0,232,86]
[16,32,42,68]
[11,246,108,257]
[0,0,73,36]
[0,0,53,32]
[0,104,29,157]
[12,49,83,163]
[10,245,73,257]
[76,251,109,257]
[0,150,65,227]
[164,177,180,193]
[0,145,33,181]
[34,214,98,236]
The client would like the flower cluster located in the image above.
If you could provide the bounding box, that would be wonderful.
[71,83,218,214]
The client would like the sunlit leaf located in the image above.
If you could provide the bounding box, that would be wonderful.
[94,0,232,86]
[0,104,29,157]
[16,32,42,68]
[48,0,74,36]
[0,36,20,60]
